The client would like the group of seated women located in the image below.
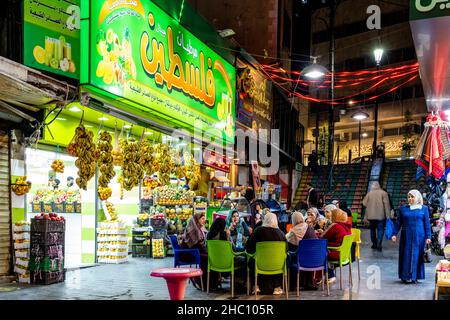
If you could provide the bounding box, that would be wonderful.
[179,206,352,295]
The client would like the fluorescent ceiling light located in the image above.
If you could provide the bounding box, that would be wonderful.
[304,70,325,79]
[144,132,153,135]
[98,117,109,121]
[69,106,81,112]
[123,125,132,129]
[215,122,226,129]
[57,117,67,121]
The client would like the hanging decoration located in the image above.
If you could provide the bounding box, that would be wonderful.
[413,112,450,180]
[260,61,420,106]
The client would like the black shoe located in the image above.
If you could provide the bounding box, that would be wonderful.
[377,247,382,252]
[371,244,377,249]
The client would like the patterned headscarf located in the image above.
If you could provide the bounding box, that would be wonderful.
[183,212,207,248]
[226,210,245,234]
[306,207,320,227]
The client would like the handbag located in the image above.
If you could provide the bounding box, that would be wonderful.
[424,243,433,263]
[385,218,395,240]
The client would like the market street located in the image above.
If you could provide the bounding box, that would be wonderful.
[0,229,441,300]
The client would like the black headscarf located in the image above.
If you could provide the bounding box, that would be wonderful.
[207,217,228,241]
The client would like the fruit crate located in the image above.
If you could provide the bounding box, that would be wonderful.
[31,219,65,233]
[132,236,150,244]
[140,199,153,212]
[29,256,64,272]
[30,244,64,259]
[131,244,151,258]
[31,202,43,213]
[31,270,65,285]
[52,202,65,213]
[150,218,167,229]
[31,232,65,245]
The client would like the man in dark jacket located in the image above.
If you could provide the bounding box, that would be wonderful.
[306,183,320,208]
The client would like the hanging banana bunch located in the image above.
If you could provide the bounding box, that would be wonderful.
[72,125,98,190]
[140,139,155,175]
[119,138,144,191]
[184,152,201,190]
[97,131,115,200]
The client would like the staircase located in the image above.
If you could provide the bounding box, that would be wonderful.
[293,162,371,220]
[380,160,429,212]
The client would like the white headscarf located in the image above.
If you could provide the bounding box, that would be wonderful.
[324,204,337,217]
[287,211,308,246]
[262,212,279,228]
[408,189,423,210]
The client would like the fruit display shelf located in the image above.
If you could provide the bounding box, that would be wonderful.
[13,221,31,284]
[96,221,128,264]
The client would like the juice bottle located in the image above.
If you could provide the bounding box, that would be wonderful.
[45,37,54,57]
[64,43,72,61]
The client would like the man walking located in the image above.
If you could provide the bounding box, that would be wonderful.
[362,181,392,251]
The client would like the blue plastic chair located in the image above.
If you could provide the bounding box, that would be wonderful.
[288,239,329,297]
[168,235,203,291]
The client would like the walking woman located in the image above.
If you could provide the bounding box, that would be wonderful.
[391,190,431,284]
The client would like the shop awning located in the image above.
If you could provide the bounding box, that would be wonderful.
[410,3,450,111]
[0,56,77,123]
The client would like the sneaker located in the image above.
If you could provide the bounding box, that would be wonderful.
[273,287,283,295]
[328,277,337,285]
[252,285,261,294]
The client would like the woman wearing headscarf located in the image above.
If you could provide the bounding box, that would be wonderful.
[207,217,246,287]
[226,210,250,247]
[306,207,322,231]
[320,208,352,284]
[322,204,337,231]
[287,212,318,291]
[181,213,211,289]
[286,211,317,251]
[391,190,431,284]
[245,212,287,295]
[207,217,230,241]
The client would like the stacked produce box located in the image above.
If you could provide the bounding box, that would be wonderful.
[150,215,167,258]
[97,220,128,264]
[131,226,152,258]
[13,221,31,284]
[30,214,66,285]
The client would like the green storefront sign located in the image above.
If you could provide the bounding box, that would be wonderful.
[81,0,236,144]
[23,0,80,79]
[410,0,450,21]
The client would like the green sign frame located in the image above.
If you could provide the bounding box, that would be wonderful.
[410,0,450,21]
[80,0,236,144]
[23,0,80,79]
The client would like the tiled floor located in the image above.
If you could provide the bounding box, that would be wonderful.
[0,229,443,300]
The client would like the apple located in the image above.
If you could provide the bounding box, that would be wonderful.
[43,214,50,220]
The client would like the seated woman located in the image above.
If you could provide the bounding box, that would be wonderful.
[181,212,213,290]
[322,204,337,231]
[207,217,246,286]
[286,211,317,252]
[245,212,287,295]
[306,207,323,232]
[320,208,352,284]
[226,210,250,248]
[287,211,318,290]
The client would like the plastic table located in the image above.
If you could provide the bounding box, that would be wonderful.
[150,267,202,300]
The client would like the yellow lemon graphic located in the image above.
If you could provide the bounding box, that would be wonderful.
[103,63,115,85]
[33,46,46,64]
[96,60,106,78]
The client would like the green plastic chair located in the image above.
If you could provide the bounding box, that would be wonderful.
[206,240,245,298]
[351,228,362,280]
[247,241,288,299]
[328,234,355,290]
